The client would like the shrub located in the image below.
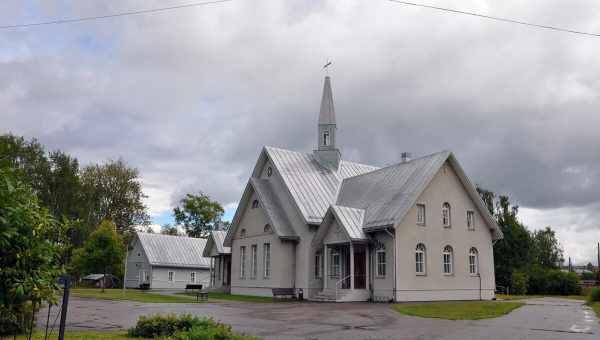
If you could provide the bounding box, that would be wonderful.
[526,267,581,295]
[173,323,261,340]
[127,314,206,338]
[511,271,528,295]
[590,288,600,302]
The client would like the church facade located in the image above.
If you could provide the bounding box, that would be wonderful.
[223,76,502,302]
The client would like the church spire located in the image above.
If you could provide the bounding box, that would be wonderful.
[314,75,341,171]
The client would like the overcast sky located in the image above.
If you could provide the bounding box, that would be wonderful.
[1,0,600,264]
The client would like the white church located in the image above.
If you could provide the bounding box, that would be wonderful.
[222,75,503,302]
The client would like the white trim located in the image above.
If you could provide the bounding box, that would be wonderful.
[416,203,426,226]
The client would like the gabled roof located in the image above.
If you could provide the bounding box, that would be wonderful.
[337,151,503,240]
[319,76,336,125]
[224,176,298,246]
[135,232,210,269]
[203,230,230,257]
[329,205,366,240]
[260,146,379,225]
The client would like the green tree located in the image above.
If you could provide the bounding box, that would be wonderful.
[531,227,563,269]
[161,224,180,236]
[80,159,150,242]
[71,220,125,292]
[173,192,224,238]
[0,167,66,336]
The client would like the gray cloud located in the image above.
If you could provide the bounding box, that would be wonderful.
[2,0,600,262]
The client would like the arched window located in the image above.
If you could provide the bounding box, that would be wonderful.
[251,200,259,209]
[443,245,453,274]
[323,130,330,146]
[469,247,479,275]
[240,228,247,238]
[266,167,273,177]
[376,243,386,277]
[415,243,426,275]
[263,224,272,233]
[442,202,451,227]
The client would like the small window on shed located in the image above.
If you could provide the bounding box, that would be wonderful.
[264,224,272,233]
[252,200,259,209]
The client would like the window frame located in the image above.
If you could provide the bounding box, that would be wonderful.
[239,246,246,279]
[376,248,386,278]
[168,271,174,282]
[416,203,426,226]
[442,202,451,228]
[469,247,479,275]
[415,243,426,275]
[250,244,257,279]
[323,130,330,146]
[442,245,454,275]
[251,200,259,209]
[467,210,475,231]
[263,243,271,279]
[190,272,196,283]
[330,249,340,278]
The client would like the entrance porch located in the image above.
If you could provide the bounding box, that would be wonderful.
[313,242,370,302]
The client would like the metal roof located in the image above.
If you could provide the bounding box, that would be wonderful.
[250,178,297,238]
[203,230,230,257]
[265,146,379,224]
[338,151,450,228]
[136,232,210,269]
[329,205,366,240]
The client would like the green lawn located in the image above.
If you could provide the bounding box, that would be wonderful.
[590,302,600,318]
[71,288,198,303]
[17,331,130,339]
[392,301,524,320]
[178,291,291,303]
[496,294,588,301]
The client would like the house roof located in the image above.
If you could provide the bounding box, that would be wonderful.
[263,146,379,225]
[136,232,210,269]
[250,177,297,238]
[329,205,366,240]
[203,230,230,257]
[337,151,503,239]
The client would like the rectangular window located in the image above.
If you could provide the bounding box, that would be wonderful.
[190,272,196,283]
[240,246,246,278]
[415,252,424,274]
[250,245,257,279]
[376,250,386,277]
[467,211,475,230]
[168,271,174,282]
[315,253,322,278]
[416,204,426,225]
[443,254,452,274]
[263,243,271,279]
[216,258,221,281]
[330,250,340,278]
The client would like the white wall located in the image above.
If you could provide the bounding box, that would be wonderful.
[150,266,210,289]
[394,161,496,301]
[371,231,396,302]
[125,239,152,288]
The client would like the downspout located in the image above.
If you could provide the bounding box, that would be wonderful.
[384,227,397,302]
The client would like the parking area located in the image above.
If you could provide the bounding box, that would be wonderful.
[40,297,599,339]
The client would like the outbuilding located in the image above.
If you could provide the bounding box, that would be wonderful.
[125,232,210,289]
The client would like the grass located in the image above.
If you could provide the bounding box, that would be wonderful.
[71,288,198,303]
[590,302,600,318]
[496,294,588,301]
[16,331,130,339]
[392,301,525,320]
[178,291,292,303]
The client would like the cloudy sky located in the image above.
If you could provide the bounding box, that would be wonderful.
[1,0,600,264]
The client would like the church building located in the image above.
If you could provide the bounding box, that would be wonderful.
[223,76,503,302]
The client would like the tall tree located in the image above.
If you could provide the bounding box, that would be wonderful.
[531,227,564,269]
[0,167,66,336]
[173,192,224,238]
[71,220,125,292]
[80,159,150,242]
[161,224,181,236]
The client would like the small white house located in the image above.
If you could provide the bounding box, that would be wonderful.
[203,230,231,292]
[125,232,211,289]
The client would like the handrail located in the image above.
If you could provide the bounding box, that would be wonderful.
[335,275,352,301]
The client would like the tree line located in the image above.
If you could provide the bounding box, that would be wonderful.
[477,187,580,295]
[0,133,225,336]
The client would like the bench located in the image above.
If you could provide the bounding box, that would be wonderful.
[185,284,206,302]
[185,284,203,292]
[271,288,296,300]
[139,283,150,290]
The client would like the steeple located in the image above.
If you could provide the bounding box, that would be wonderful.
[314,75,341,170]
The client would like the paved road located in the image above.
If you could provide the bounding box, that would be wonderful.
[39,297,599,339]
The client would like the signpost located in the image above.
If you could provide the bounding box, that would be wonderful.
[57,275,71,340]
